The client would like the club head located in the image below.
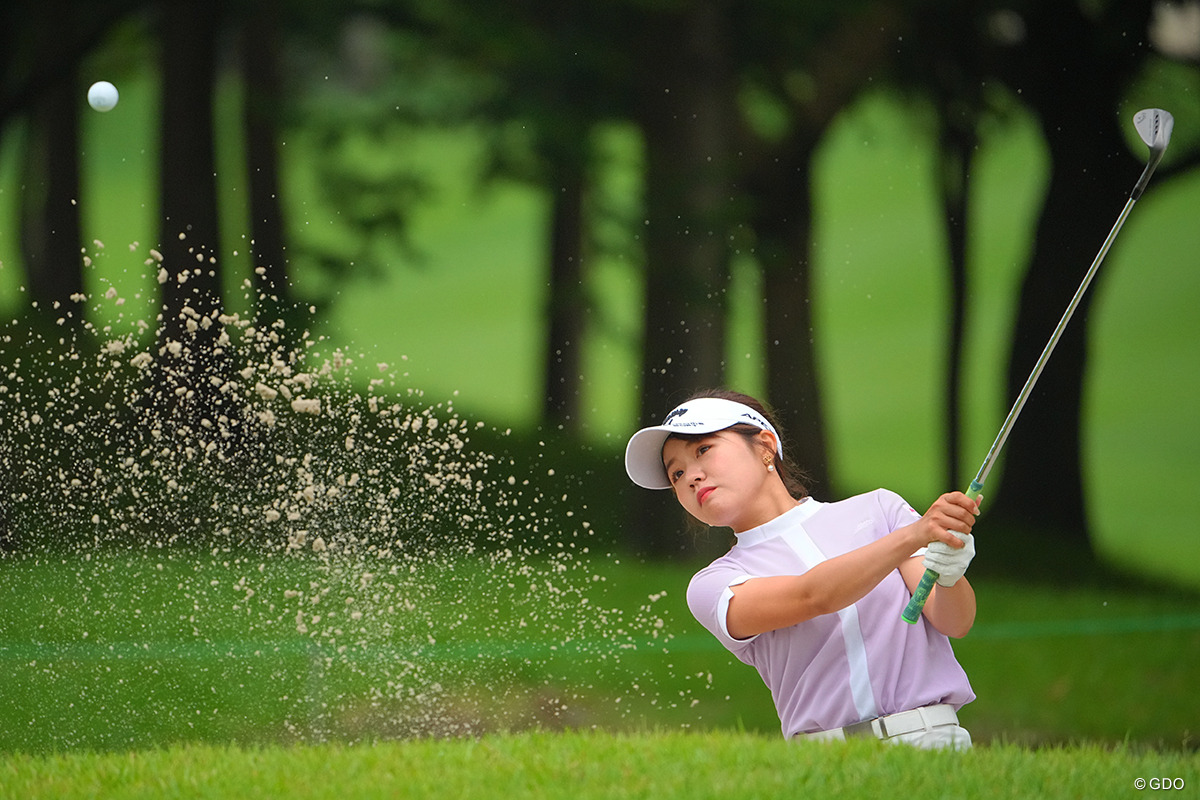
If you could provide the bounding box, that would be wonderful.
[1134,108,1174,153]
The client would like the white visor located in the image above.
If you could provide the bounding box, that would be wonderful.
[624,397,782,489]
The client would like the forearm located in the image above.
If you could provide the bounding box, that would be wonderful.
[928,578,976,638]
[899,557,976,637]
[727,528,919,639]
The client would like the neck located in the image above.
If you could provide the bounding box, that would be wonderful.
[730,480,802,533]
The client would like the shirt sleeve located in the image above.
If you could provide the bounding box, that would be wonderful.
[686,564,759,653]
[875,488,925,556]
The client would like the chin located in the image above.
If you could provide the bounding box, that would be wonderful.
[695,507,735,529]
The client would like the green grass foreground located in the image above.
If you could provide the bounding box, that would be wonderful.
[2,550,1198,753]
[2,730,1195,800]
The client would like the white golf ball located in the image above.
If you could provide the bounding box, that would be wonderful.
[87,81,119,112]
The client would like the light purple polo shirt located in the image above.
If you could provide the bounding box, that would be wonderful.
[686,489,975,738]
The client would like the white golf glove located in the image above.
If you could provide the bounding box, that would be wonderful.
[922,531,976,587]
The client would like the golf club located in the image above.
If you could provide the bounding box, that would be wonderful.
[901,108,1175,624]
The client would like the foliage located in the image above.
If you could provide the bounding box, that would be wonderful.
[2,0,1199,569]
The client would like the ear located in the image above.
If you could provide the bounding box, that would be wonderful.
[756,429,779,460]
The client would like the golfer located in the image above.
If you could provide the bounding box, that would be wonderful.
[625,389,979,748]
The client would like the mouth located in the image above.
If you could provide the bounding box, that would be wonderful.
[697,486,716,505]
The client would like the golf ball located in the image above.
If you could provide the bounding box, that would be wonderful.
[87,81,119,112]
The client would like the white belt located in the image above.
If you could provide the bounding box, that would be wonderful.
[795,704,959,742]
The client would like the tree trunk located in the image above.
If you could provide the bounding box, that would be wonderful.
[986,123,1127,557]
[241,0,293,327]
[156,0,226,420]
[986,0,1152,573]
[19,1,83,321]
[629,1,737,557]
[937,122,974,493]
[634,1,736,421]
[542,165,586,434]
[743,2,905,501]
[753,153,832,496]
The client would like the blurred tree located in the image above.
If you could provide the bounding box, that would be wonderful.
[735,1,904,497]
[0,0,144,551]
[631,0,737,424]
[880,1,1200,573]
[891,0,1004,493]
[912,9,976,496]
[275,8,434,310]
[981,0,1163,565]
[20,28,84,319]
[624,0,739,556]
[238,0,295,330]
[390,0,633,436]
[155,0,228,419]
[928,89,981,498]
[526,8,611,437]
[542,157,587,432]
[0,0,142,319]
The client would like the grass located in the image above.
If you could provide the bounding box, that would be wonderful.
[1,550,1197,753]
[954,579,1200,748]
[1,730,1196,800]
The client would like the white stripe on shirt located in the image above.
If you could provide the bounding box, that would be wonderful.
[781,522,880,722]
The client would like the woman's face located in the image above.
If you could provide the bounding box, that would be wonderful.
[661,430,777,531]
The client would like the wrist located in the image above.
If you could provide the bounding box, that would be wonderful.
[892,523,928,561]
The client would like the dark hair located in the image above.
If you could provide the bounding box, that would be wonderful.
[665,388,811,501]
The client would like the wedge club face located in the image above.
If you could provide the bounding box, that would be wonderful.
[1134,108,1174,153]
[1131,108,1174,199]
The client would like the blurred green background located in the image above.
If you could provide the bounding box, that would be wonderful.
[6,74,1196,587]
[1,2,1198,754]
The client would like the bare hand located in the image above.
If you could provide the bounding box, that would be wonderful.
[912,492,981,549]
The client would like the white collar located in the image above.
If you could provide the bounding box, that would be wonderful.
[734,497,823,547]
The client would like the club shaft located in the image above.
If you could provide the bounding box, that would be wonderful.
[903,175,1143,627]
[971,191,1138,488]
[903,110,1171,625]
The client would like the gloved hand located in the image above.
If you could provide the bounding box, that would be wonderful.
[922,531,976,587]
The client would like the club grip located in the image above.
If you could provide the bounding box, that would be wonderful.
[901,480,983,624]
[901,569,938,624]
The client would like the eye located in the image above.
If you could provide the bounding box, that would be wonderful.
[669,469,684,483]
[697,444,711,456]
